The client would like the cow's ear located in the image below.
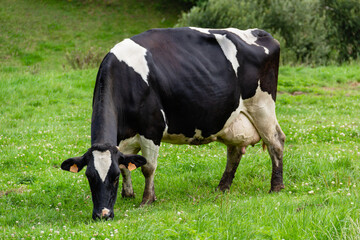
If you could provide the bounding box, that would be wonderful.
[119,154,147,171]
[61,156,87,173]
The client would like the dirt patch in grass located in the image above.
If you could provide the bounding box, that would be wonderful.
[291,91,306,96]
[349,81,360,87]
[321,81,360,93]
[0,186,27,198]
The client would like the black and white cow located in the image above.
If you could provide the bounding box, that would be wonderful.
[61,27,285,220]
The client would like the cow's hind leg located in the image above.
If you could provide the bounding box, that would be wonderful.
[243,91,286,192]
[267,124,285,192]
[118,136,141,198]
[139,136,160,206]
[247,115,285,192]
[217,145,244,191]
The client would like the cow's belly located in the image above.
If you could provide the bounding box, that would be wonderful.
[161,112,260,147]
[161,129,217,145]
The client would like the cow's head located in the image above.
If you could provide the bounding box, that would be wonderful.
[61,144,146,220]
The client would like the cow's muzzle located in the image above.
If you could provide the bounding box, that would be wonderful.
[92,208,114,220]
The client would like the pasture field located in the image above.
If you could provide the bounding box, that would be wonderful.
[1,0,360,239]
[1,64,360,239]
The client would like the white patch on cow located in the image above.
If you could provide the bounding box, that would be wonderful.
[139,136,160,161]
[225,28,269,54]
[194,129,202,138]
[189,27,210,34]
[118,135,140,154]
[93,150,112,182]
[160,109,168,134]
[162,128,216,145]
[241,82,276,127]
[240,81,280,167]
[110,39,149,84]
[162,132,188,144]
[214,34,239,77]
[190,27,269,55]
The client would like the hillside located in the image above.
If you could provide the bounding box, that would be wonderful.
[0,0,183,72]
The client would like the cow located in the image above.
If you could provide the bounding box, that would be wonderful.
[61,27,286,220]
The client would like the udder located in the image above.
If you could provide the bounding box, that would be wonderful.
[217,112,261,147]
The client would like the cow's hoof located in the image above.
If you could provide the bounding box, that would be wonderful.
[269,184,285,193]
[140,196,157,207]
[121,189,135,198]
[216,184,230,192]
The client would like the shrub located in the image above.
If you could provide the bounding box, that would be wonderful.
[264,0,330,65]
[177,0,263,29]
[176,0,360,65]
[65,47,104,70]
[322,0,360,62]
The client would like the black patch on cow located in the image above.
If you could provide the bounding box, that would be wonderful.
[253,30,280,101]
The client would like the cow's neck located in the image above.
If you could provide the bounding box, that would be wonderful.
[91,99,119,146]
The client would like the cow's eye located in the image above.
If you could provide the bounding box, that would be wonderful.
[113,176,119,187]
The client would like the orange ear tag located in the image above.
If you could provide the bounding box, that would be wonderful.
[70,164,78,173]
[128,163,137,171]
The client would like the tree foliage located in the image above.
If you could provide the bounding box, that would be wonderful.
[322,0,360,62]
[176,0,360,65]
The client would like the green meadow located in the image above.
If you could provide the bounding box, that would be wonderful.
[1,0,360,239]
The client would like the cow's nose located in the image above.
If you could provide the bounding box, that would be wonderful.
[101,208,111,218]
[92,208,113,220]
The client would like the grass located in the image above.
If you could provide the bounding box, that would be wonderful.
[1,0,360,239]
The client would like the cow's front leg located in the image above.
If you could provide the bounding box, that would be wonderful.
[118,136,141,198]
[120,168,135,198]
[139,136,160,206]
[217,145,244,191]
